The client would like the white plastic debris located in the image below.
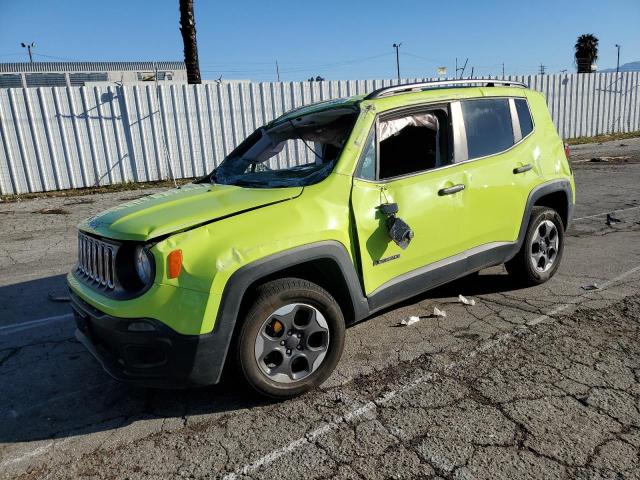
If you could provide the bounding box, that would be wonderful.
[433,306,447,318]
[458,294,476,306]
[400,316,421,326]
[581,283,599,291]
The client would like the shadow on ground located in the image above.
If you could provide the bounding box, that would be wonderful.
[0,271,520,444]
[0,274,70,326]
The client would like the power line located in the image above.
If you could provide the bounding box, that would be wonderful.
[402,51,445,64]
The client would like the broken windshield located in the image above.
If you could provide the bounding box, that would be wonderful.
[206,107,358,188]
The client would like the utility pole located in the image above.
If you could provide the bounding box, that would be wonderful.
[276,60,280,82]
[470,66,474,78]
[539,63,546,75]
[615,44,621,74]
[502,63,505,77]
[20,42,35,63]
[458,58,468,79]
[393,43,402,82]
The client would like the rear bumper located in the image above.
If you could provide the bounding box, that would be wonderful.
[70,291,231,388]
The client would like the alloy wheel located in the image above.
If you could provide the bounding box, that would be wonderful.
[254,303,330,384]
[529,219,559,273]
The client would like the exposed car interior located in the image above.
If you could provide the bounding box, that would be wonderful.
[378,109,451,179]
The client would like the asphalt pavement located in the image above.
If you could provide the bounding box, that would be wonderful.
[1,137,639,479]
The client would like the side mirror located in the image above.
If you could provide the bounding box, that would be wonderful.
[379,203,414,250]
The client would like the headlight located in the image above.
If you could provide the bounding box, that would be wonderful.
[134,246,152,284]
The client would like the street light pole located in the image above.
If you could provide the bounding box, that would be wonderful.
[20,42,36,63]
[615,44,621,75]
[393,43,402,82]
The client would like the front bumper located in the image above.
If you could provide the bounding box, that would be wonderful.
[70,291,231,388]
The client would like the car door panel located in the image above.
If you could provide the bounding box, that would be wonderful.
[456,97,535,249]
[351,165,468,296]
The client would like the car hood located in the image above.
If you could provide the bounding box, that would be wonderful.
[79,183,303,241]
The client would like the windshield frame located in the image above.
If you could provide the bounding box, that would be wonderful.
[198,104,360,189]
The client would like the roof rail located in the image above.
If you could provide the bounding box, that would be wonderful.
[364,79,528,100]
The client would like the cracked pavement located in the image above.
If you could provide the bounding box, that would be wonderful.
[1,137,640,479]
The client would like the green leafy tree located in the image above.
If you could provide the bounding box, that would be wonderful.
[575,34,599,73]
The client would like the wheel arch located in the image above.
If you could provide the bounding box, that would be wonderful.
[507,179,574,263]
[533,190,570,229]
[211,241,369,383]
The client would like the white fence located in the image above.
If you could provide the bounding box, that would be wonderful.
[0,73,639,195]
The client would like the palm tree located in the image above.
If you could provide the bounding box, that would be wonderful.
[575,34,599,73]
[179,0,201,84]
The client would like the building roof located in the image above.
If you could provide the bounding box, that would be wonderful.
[0,61,186,73]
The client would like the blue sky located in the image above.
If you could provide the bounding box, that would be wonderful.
[0,0,638,81]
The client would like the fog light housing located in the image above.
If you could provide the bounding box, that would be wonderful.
[127,321,156,332]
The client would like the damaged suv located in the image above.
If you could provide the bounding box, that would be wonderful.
[69,80,575,398]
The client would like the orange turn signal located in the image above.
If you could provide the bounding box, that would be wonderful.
[168,249,183,278]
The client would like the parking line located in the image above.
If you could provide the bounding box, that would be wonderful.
[0,442,53,468]
[573,204,640,221]
[223,263,640,479]
[0,313,72,336]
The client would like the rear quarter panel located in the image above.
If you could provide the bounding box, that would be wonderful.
[526,90,576,201]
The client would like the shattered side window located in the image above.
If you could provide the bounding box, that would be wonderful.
[377,110,450,179]
[357,132,376,180]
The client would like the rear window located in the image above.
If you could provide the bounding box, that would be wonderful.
[461,98,514,159]
[515,98,534,137]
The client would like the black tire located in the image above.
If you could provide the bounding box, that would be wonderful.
[505,206,565,286]
[235,277,345,399]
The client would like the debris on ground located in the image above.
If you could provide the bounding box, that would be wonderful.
[606,213,622,226]
[48,293,70,302]
[63,199,95,206]
[433,307,447,318]
[399,316,421,326]
[458,294,476,306]
[119,194,152,201]
[33,208,70,215]
[581,283,600,291]
[590,156,630,163]
[399,306,447,326]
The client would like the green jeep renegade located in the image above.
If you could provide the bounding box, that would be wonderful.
[69,79,575,398]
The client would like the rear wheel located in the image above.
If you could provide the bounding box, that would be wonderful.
[505,206,564,285]
[236,278,345,398]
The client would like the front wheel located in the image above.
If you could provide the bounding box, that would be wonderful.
[505,206,565,286]
[236,278,345,398]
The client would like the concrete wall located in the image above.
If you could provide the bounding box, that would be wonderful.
[1,73,639,195]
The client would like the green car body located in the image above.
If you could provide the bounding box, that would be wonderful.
[69,81,575,391]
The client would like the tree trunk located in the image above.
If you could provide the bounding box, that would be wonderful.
[179,0,201,84]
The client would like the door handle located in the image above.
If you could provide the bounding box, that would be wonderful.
[438,184,465,196]
[513,164,533,174]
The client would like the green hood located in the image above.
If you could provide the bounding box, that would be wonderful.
[79,183,303,241]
